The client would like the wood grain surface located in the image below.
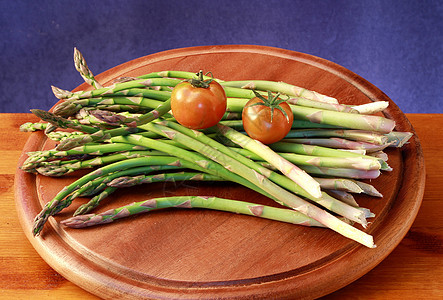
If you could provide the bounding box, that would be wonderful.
[3,45,440,300]
[2,113,441,299]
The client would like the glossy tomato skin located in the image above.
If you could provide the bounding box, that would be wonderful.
[171,80,227,129]
[242,97,294,144]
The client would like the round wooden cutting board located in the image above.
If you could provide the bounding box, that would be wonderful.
[15,45,425,299]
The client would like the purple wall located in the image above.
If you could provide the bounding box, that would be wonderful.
[1,0,441,113]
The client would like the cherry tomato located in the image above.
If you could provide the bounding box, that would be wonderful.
[242,92,293,144]
[171,73,227,129]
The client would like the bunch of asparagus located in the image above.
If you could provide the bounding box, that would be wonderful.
[20,48,413,248]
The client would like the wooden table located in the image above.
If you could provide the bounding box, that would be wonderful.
[1,113,442,299]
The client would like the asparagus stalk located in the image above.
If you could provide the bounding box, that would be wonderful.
[33,154,252,236]
[229,147,381,171]
[139,70,219,82]
[368,151,389,162]
[129,124,375,244]
[147,120,370,226]
[386,131,413,147]
[325,190,360,207]
[218,119,342,130]
[223,98,395,133]
[53,94,170,117]
[28,65,385,247]
[287,97,358,113]
[298,165,380,179]
[54,126,143,151]
[52,78,181,100]
[19,122,48,132]
[26,142,149,163]
[75,109,134,127]
[44,123,58,134]
[31,109,100,134]
[351,101,389,114]
[81,104,151,114]
[214,123,322,199]
[111,135,276,200]
[221,83,349,112]
[221,111,242,120]
[22,143,152,171]
[289,104,395,134]
[352,181,383,197]
[32,157,162,235]
[284,129,389,145]
[108,171,225,188]
[46,130,84,142]
[314,178,364,194]
[34,150,167,176]
[221,80,339,104]
[75,186,117,215]
[282,137,393,152]
[61,196,324,228]
[73,47,104,89]
[74,165,181,215]
[268,142,389,169]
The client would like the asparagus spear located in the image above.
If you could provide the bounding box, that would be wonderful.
[288,104,395,134]
[19,122,48,132]
[119,125,375,246]
[54,126,143,151]
[268,142,389,169]
[221,80,339,104]
[221,84,349,112]
[287,97,358,113]
[214,123,322,199]
[107,171,224,188]
[139,70,218,82]
[282,138,393,152]
[352,180,383,197]
[46,130,84,142]
[52,78,181,100]
[313,178,364,194]
[229,147,381,171]
[21,143,155,172]
[73,47,104,89]
[218,119,342,130]
[61,196,324,228]
[284,129,389,145]
[53,94,170,117]
[298,165,380,179]
[31,109,100,133]
[223,98,395,133]
[25,142,149,164]
[351,101,389,114]
[386,131,413,147]
[33,154,259,236]
[34,150,166,176]
[368,151,389,162]
[75,186,117,215]
[147,120,370,226]
[74,165,181,215]
[325,190,360,207]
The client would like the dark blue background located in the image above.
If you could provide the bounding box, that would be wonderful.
[1,0,441,113]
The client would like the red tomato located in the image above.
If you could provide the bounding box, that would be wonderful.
[242,94,293,144]
[171,75,227,130]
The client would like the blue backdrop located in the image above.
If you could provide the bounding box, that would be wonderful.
[1,0,441,113]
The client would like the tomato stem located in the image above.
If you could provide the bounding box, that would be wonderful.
[249,90,291,122]
[187,70,214,89]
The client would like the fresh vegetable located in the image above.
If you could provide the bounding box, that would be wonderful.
[170,71,227,129]
[20,48,416,249]
[242,90,294,144]
[60,196,324,228]
[73,47,103,89]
